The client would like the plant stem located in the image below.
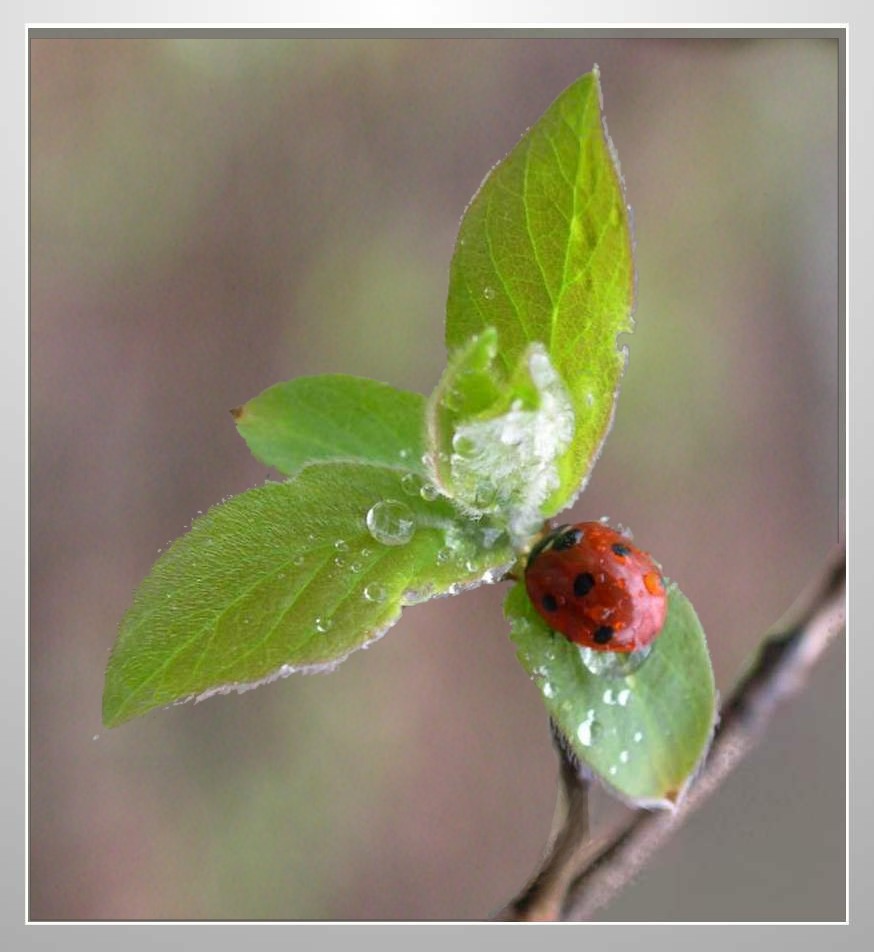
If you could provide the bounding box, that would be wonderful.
[499,544,846,921]
[495,723,591,921]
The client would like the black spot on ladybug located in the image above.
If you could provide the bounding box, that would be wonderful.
[593,625,614,644]
[541,594,558,613]
[573,572,595,598]
[553,528,583,551]
[611,543,631,558]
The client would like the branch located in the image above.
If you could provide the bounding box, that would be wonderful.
[497,544,845,922]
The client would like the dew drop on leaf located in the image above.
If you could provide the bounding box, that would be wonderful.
[365,500,416,546]
[483,285,496,300]
[363,582,386,603]
[419,483,440,502]
[578,644,652,677]
[400,473,420,496]
[577,708,601,747]
[315,617,332,633]
[451,432,477,458]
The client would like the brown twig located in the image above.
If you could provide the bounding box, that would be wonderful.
[498,545,846,922]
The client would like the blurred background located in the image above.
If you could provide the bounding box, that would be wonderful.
[29,36,842,921]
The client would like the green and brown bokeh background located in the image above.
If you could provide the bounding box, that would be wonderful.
[30,36,842,920]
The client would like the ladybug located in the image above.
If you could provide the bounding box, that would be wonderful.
[524,522,667,653]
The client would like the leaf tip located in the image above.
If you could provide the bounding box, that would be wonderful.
[100,695,124,729]
[230,404,245,421]
[663,787,682,807]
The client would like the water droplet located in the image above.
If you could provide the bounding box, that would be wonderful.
[419,482,440,502]
[619,645,653,675]
[617,688,631,707]
[481,566,507,585]
[436,547,453,565]
[363,582,386,603]
[479,526,504,549]
[586,391,595,407]
[292,554,305,567]
[360,547,372,558]
[633,731,644,744]
[399,448,410,461]
[315,617,332,633]
[577,709,601,747]
[542,682,555,698]
[608,765,618,776]
[333,555,346,567]
[619,750,630,764]
[578,645,652,678]
[400,473,420,496]
[483,286,496,300]
[472,483,498,509]
[348,562,362,574]
[365,500,416,546]
[334,539,349,552]
[602,687,617,705]
[451,432,477,458]
[92,734,100,742]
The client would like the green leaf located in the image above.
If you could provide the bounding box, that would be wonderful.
[233,375,427,477]
[103,462,513,727]
[426,329,574,543]
[505,579,715,808]
[446,68,635,515]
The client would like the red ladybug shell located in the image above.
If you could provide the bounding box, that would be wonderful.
[524,522,667,653]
